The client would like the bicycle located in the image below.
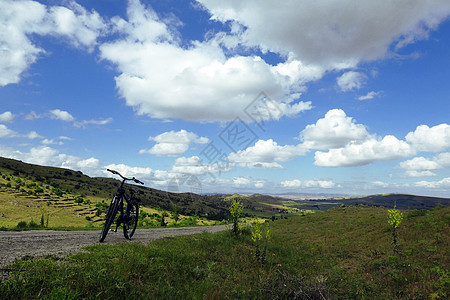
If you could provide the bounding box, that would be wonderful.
[99,169,144,242]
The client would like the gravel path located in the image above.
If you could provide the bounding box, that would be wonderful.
[0,225,228,268]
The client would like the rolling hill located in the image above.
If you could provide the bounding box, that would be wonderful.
[1,156,448,227]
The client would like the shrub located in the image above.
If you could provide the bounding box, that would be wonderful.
[387,205,404,254]
[28,220,39,228]
[16,221,27,228]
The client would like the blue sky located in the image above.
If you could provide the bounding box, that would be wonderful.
[1,0,449,197]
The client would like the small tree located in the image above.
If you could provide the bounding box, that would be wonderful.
[387,204,403,254]
[230,199,244,235]
[251,221,271,265]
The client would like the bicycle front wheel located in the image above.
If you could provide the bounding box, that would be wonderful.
[99,195,120,242]
[123,201,139,240]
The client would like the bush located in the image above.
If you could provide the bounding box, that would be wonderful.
[16,221,27,228]
[28,220,39,228]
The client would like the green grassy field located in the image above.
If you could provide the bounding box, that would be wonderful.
[1,205,448,299]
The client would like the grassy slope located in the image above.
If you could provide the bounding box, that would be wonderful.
[0,157,230,221]
[0,169,217,229]
[1,205,448,299]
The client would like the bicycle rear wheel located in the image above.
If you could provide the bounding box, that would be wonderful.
[123,201,139,240]
[99,195,120,242]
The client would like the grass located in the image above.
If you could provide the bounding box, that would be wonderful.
[1,205,449,299]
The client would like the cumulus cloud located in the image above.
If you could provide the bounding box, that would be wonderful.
[0,0,107,86]
[400,156,440,171]
[400,152,450,177]
[405,124,450,152]
[0,112,15,123]
[314,135,414,167]
[299,109,371,150]
[139,129,209,157]
[197,0,450,67]
[227,139,307,169]
[337,71,367,92]
[281,179,336,189]
[99,0,317,122]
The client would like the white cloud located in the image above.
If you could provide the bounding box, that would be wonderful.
[233,177,250,186]
[281,179,302,188]
[371,181,389,188]
[337,71,367,92]
[0,0,107,86]
[0,111,14,123]
[299,109,371,150]
[0,124,17,138]
[281,179,336,188]
[139,129,209,157]
[0,124,41,139]
[49,109,75,122]
[358,91,380,101]
[399,156,440,170]
[399,152,450,177]
[30,109,112,128]
[405,124,450,152]
[24,111,40,120]
[41,138,64,145]
[99,0,318,122]
[414,177,450,189]
[104,163,153,179]
[254,181,265,188]
[228,139,307,169]
[74,118,113,128]
[24,131,42,139]
[405,170,436,177]
[197,0,450,67]
[434,152,450,168]
[314,135,414,167]
[171,156,213,176]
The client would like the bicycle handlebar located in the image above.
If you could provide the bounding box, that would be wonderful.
[107,169,144,185]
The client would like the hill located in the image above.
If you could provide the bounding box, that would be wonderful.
[0,156,229,221]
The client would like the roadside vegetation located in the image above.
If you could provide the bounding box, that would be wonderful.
[1,205,448,299]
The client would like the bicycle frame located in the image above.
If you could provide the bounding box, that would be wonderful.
[99,169,144,242]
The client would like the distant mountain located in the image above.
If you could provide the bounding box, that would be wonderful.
[329,193,450,210]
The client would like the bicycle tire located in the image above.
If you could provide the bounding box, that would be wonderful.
[123,201,139,240]
[99,195,120,242]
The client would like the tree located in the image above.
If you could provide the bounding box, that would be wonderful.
[230,199,244,236]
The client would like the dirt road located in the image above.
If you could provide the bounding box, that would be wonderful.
[0,225,228,268]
